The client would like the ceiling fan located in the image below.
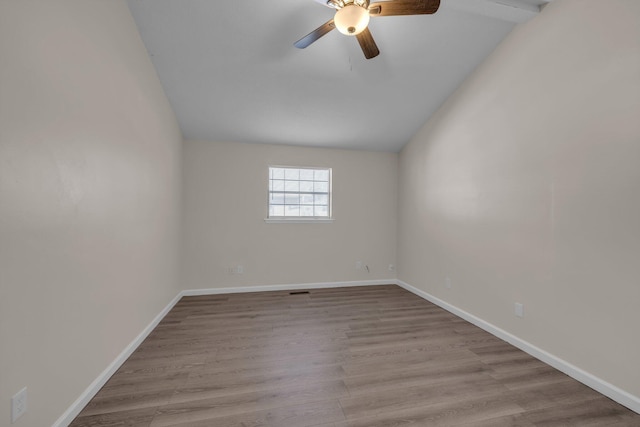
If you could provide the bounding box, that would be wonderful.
[294,0,440,59]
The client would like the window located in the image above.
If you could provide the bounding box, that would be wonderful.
[268,166,332,220]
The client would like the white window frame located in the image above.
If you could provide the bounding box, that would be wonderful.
[265,166,334,224]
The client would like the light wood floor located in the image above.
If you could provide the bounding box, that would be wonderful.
[70,285,640,426]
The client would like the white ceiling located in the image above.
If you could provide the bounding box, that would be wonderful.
[127,0,548,152]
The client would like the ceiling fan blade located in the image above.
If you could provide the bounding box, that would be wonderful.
[356,27,380,59]
[294,19,336,49]
[369,0,440,16]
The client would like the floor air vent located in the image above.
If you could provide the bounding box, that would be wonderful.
[289,291,310,295]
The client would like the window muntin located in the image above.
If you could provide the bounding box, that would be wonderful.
[268,167,331,218]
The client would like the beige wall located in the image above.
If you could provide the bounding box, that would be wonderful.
[182,140,397,289]
[398,0,640,399]
[0,1,183,426]
[2,0,638,424]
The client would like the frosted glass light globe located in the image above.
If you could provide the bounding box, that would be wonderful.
[334,4,370,36]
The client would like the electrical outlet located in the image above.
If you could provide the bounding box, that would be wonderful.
[445,277,452,289]
[356,261,362,270]
[388,264,395,272]
[12,387,27,423]
[227,266,245,274]
[515,302,524,318]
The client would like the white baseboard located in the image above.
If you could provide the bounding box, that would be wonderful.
[55,278,639,426]
[182,279,394,296]
[54,279,394,426]
[52,292,184,427]
[396,279,640,415]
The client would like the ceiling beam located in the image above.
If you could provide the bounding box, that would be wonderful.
[443,0,551,24]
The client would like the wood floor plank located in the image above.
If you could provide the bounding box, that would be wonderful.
[341,348,476,376]
[343,359,491,395]
[198,349,345,377]
[334,395,525,427]
[179,363,347,397]
[458,413,536,426]
[96,372,189,399]
[522,396,638,426]
[150,380,349,426]
[70,406,157,427]
[152,399,346,427]
[78,389,174,417]
[339,374,508,419]
[506,377,604,412]
[70,285,640,427]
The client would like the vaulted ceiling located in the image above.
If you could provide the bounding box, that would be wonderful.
[127,0,549,151]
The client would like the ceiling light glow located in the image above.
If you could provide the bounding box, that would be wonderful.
[334,4,370,35]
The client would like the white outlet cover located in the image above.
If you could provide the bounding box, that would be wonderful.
[515,303,524,318]
[12,387,27,422]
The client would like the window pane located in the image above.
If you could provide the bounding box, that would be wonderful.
[271,168,285,179]
[284,194,300,205]
[314,194,328,205]
[270,192,285,204]
[300,194,314,205]
[300,206,314,217]
[271,180,285,191]
[315,170,329,181]
[314,181,329,193]
[284,181,300,192]
[314,206,328,217]
[300,181,314,192]
[271,205,285,216]
[299,169,314,180]
[285,205,300,216]
[285,169,299,180]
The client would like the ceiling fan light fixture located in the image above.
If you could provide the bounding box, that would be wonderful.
[334,4,370,36]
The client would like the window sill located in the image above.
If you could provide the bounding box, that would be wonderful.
[264,218,335,224]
